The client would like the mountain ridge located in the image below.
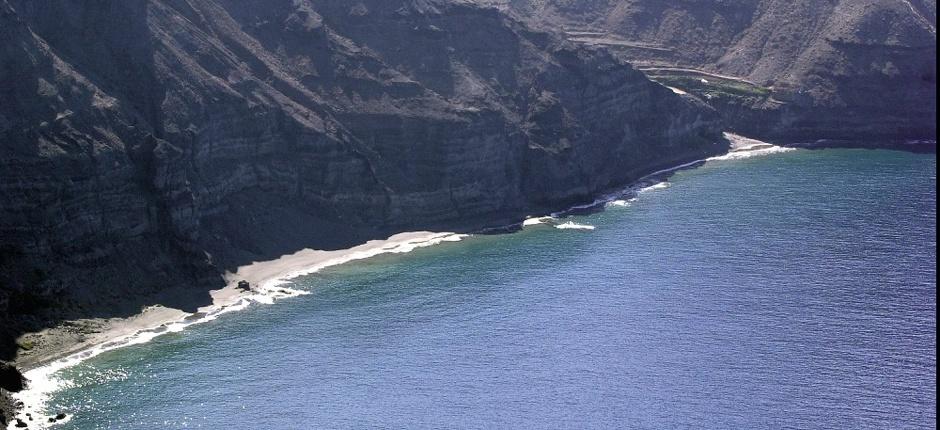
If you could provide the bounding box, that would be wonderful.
[480,0,937,140]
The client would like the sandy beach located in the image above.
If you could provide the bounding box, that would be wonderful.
[15,231,466,370]
[6,134,793,429]
[12,135,777,375]
[224,231,464,289]
[7,231,465,428]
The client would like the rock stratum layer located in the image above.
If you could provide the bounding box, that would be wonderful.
[483,0,937,141]
[0,0,724,388]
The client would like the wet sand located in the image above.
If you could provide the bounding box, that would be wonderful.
[13,232,463,373]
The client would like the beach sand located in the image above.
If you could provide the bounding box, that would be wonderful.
[7,231,465,428]
[12,135,783,375]
[15,231,462,371]
[6,134,795,428]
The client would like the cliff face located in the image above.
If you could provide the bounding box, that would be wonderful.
[0,0,723,364]
[483,0,938,141]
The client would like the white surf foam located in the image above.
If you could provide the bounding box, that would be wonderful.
[555,222,596,231]
[522,217,553,227]
[10,301,255,428]
[606,198,636,208]
[638,182,671,193]
[255,233,467,290]
[9,284,299,429]
[708,145,796,161]
[712,133,797,161]
[9,232,467,429]
[9,132,800,428]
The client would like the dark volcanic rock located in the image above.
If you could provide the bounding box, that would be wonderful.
[0,363,24,393]
[0,0,723,359]
[482,0,938,142]
[0,368,21,426]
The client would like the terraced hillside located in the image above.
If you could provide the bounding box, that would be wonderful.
[482,0,937,141]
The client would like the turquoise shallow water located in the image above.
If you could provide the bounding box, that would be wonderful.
[43,149,936,429]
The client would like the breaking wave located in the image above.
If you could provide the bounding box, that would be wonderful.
[10,132,802,428]
[555,222,597,231]
[708,145,796,161]
[9,232,467,429]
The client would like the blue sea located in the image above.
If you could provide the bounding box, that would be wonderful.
[35,148,938,429]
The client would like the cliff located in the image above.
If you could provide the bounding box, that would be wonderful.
[0,0,724,401]
[482,0,938,142]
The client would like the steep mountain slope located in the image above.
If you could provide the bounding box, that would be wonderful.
[483,0,937,141]
[0,0,723,394]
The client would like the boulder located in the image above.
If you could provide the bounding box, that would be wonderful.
[0,363,24,392]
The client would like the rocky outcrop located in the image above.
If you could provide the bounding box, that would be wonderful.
[0,363,24,425]
[481,0,937,142]
[0,0,723,364]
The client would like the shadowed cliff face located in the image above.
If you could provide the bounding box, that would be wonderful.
[0,0,723,364]
[482,0,937,141]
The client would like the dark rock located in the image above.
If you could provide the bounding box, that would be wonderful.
[237,281,251,291]
[0,391,14,426]
[55,413,66,420]
[0,363,25,392]
[15,418,27,427]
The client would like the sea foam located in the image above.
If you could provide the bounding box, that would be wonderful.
[9,132,801,428]
[9,232,467,429]
[708,145,796,161]
[607,198,637,208]
[9,287,294,429]
[713,133,797,161]
[555,222,597,231]
[638,182,671,193]
[522,217,554,227]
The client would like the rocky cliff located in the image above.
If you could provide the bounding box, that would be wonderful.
[482,0,937,142]
[0,0,724,396]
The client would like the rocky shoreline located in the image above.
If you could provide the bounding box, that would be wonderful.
[3,134,935,427]
[0,135,735,427]
[1,0,723,373]
[0,363,23,428]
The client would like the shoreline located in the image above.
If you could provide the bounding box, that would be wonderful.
[12,133,769,370]
[6,133,922,374]
[0,132,830,428]
[13,231,469,374]
[7,231,467,428]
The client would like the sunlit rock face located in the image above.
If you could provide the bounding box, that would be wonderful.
[482,0,937,141]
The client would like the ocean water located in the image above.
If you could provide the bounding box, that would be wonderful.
[38,149,937,429]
